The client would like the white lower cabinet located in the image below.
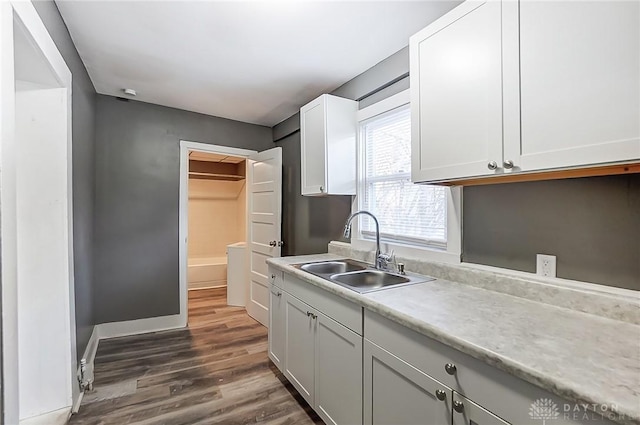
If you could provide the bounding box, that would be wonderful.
[283,293,316,405]
[364,310,616,425]
[267,281,285,371]
[270,271,363,425]
[364,340,451,425]
[270,273,616,425]
[315,312,362,425]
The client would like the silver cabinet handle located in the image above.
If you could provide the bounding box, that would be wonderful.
[445,363,457,375]
[306,311,317,320]
[435,389,446,401]
[271,274,276,280]
[277,241,284,247]
[270,287,281,297]
[453,400,464,413]
[319,186,324,193]
[269,241,277,247]
[487,161,498,170]
[503,160,514,169]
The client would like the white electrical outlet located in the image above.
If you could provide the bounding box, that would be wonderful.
[536,254,557,277]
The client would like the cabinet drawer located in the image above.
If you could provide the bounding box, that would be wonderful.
[285,273,362,335]
[364,310,615,425]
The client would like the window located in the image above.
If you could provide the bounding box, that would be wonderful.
[358,103,448,248]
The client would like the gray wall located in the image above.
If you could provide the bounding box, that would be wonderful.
[94,96,272,323]
[463,175,640,290]
[33,0,97,361]
[275,131,352,256]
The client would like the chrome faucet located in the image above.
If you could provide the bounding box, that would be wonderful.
[343,210,391,270]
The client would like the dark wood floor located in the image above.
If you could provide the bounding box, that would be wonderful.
[70,288,323,425]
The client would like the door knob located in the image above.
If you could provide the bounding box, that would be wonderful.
[487,161,498,170]
[503,160,514,169]
[269,240,277,247]
[453,400,464,413]
[435,389,446,401]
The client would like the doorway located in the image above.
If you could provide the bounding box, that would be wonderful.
[186,150,248,316]
[178,142,256,326]
[178,141,283,329]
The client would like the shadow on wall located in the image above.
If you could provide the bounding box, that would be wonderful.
[463,174,640,290]
[277,131,352,256]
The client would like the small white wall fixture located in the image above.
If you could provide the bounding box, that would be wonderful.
[1,2,77,424]
[179,140,257,325]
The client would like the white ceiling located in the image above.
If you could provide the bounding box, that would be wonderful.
[56,1,458,127]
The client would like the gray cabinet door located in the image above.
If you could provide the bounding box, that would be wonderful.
[315,312,363,425]
[284,293,316,406]
[268,284,285,371]
[452,392,510,425]
[364,340,451,425]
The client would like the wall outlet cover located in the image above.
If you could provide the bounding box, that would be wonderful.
[536,254,557,277]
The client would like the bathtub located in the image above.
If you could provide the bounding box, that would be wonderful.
[188,256,227,290]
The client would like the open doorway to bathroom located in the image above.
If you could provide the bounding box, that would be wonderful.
[186,150,248,321]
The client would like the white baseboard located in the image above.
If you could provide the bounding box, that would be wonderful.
[20,407,71,425]
[189,280,226,290]
[97,314,186,340]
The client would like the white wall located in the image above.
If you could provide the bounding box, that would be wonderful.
[16,86,73,419]
[188,178,246,258]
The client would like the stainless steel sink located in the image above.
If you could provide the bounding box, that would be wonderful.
[330,270,410,291]
[294,259,434,293]
[301,261,366,275]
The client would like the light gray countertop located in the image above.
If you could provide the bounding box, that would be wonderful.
[266,254,640,425]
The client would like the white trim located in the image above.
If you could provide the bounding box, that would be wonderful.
[2,2,76,423]
[19,408,71,425]
[352,89,462,264]
[356,89,411,122]
[179,140,257,326]
[97,314,184,340]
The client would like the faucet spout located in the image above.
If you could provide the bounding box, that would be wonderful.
[343,210,382,269]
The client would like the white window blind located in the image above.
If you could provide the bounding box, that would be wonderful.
[360,104,447,247]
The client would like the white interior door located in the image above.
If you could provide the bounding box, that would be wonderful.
[247,147,282,326]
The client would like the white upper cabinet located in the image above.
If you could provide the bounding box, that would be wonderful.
[410,1,504,182]
[300,94,357,196]
[506,0,640,172]
[411,0,640,184]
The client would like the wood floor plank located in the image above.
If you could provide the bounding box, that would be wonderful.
[70,288,323,425]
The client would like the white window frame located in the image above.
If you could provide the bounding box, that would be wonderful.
[352,89,462,264]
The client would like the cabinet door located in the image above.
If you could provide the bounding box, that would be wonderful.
[268,284,285,371]
[410,1,504,183]
[284,293,316,406]
[315,313,362,425]
[364,340,451,425]
[452,392,510,425]
[505,0,640,171]
[300,96,327,195]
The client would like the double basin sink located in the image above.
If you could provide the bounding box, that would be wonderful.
[294,259,434,294]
